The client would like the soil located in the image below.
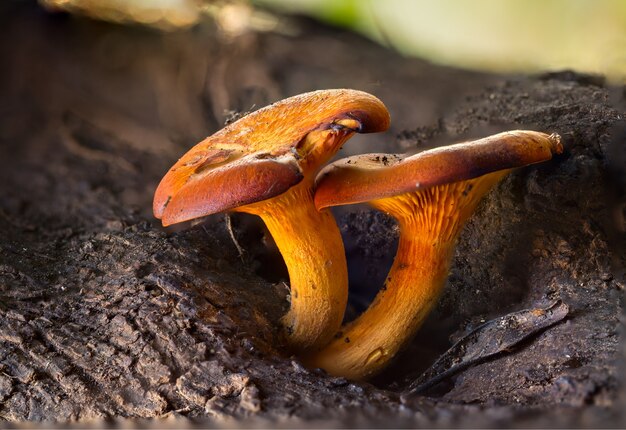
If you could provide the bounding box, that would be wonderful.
[0,1,625,426]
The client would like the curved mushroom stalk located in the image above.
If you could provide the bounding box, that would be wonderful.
[153,89,390,352]
[238,177,346,349]
[306,131,563,380]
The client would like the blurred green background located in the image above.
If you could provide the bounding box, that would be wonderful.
[39,0,626,81]
[255,0,626,82]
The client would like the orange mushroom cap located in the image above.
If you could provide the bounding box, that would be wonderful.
[314,131,563,210]
[154,89,390,226]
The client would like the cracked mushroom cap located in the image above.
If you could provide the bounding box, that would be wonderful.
[153,89,390,226]
[314,131,563,209]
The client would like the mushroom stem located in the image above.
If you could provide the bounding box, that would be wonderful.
[239,178,348,352]
[304,171,508,380]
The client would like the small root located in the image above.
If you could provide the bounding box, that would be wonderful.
[224,214,245,260]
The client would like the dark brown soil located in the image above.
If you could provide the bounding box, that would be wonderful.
[0,1,624,426]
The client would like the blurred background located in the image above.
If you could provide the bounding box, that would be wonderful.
[41,0,626,82]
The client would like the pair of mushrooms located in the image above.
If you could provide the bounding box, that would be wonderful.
[153,89,562,381]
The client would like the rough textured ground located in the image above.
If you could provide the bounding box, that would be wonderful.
[0,1,624,426]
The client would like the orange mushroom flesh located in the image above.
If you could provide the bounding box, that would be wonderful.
[153,89,390,352]
[306,130,563,380]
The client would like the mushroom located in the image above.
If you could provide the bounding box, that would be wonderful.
[305,130,563,380]
[153,89,390,352]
